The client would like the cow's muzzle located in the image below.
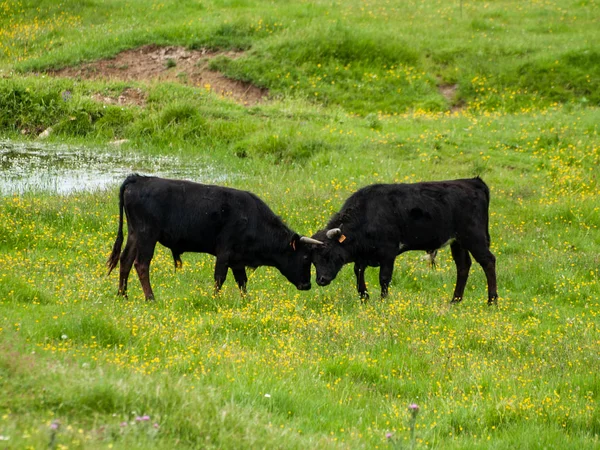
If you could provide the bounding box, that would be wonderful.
[316,276,331,287]
[296,282,311,291]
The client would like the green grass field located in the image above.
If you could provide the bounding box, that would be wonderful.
[1,0,599,448]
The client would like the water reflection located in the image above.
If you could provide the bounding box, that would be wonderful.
[0,140,227,195]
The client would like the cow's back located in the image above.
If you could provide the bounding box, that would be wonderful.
[336,178,490,252]
[122,176,258,255]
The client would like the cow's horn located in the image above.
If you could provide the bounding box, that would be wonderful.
[299,236,324,245]
[326,228,343,239]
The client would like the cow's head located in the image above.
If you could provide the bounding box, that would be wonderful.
[279,234,324,290]
[310,227,349,287]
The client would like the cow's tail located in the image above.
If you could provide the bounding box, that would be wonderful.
[474,176,492,247]
[107,176,135,274]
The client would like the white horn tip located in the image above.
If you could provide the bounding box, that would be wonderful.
[299,236,324,245]
[326,228,342,239]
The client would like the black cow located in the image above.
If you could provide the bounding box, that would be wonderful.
[310,177,498,304]
[107,175,323,300]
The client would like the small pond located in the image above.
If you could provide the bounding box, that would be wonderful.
[0,140,228,195]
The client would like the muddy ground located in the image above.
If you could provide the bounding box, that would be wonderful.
[49,45,268,107]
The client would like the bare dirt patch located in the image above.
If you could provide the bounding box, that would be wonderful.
[50,45,268,106]
[438,83,464,112]
[439,83,457,101]
[91,87,146,107]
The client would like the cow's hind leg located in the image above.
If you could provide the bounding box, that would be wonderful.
[450,242,471,303]
[232,266,248,294]
[118,236,137,297]
[468,244,498,305]
[133,240,157,301]
[354,263,369,301]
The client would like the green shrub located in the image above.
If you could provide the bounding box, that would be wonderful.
[0,81,68,132]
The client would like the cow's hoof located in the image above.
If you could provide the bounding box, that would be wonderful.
[450,297,462,304]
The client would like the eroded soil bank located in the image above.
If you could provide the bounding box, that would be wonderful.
[49,45,267,106]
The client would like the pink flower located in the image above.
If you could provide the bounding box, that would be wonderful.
[408,403,420,419]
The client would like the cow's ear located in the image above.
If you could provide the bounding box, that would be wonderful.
[290,234,301,251]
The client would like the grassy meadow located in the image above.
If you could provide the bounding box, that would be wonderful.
[1,0,599,448]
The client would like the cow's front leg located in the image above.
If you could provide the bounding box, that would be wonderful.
[378,259,395,298]
[354,263,369,301]
[232,266,248,295]
[214,257,229,294]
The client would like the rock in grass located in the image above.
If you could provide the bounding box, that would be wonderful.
[38,126,53,139]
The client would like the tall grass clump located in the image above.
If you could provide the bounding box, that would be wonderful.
[0,78,70,134]
[515,49,600,105]
[210,23,444,114]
